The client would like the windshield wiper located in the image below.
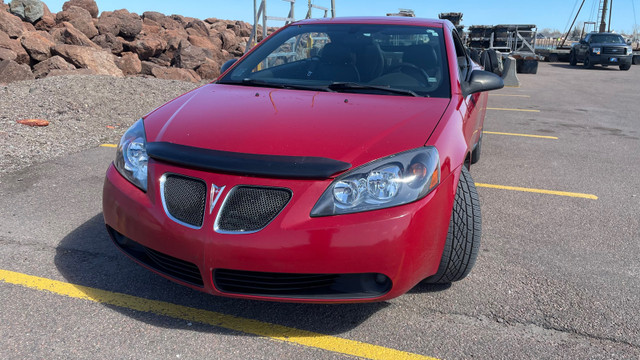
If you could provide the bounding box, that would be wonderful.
[328,82,421,97]
[219,78,333,92]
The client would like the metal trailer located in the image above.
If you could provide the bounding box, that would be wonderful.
[467,24,541,74]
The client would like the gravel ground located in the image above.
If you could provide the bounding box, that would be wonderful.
[0,75,202,174]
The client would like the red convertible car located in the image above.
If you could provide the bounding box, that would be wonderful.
[103,17,503,303]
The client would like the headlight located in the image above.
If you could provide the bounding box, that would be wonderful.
[627,46,633,55]
[311,147,440,216]
[114,119,149,192]
[592,47,601,55]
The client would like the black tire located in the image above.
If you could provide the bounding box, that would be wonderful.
[549,53,559,63]
[424,166,481,284]
[583,56,593,69]
[633,56,640,65]
[471,132,482,164]
[620,63,631,71]
[569,51,577,66]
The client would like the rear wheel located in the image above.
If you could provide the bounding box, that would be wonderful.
[424,166,481,284]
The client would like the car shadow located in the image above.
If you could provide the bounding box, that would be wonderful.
[549,63,622,70]
[54,213,390,336]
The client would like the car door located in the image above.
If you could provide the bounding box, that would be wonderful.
[577,35,590,60]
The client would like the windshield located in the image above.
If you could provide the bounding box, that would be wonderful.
[219,23,450,98]
[589,34,625,44]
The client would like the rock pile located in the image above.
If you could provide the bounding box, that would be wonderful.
[0,0,258,83]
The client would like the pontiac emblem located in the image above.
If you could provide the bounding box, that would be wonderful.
[209,184,226,214]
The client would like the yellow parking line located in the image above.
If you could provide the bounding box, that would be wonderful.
[490,94,531,98]
[483,131,558,140]
[475,183,598,200]
[487,107,540,113]
[100,144,117,148]
[0,269,437,360]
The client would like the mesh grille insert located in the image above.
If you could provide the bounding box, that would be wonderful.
[217,186,292,232]
[163,174,206,228]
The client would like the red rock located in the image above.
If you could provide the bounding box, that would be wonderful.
[196,58,220,80]
[0,32,30,64]
[56,6,99,39]
[34,14,56,31]
[186,20,209,37]
[219,29,239,51]
[51,22,100,48]
[52,44,123,76]
[0,59,34,83]
[17,119,49,127]
[115,51,141,75]
[128,35,166,60]
[141,22,161,36]
[0,48,17,62]
[150,66,201,83]
[97,9,142,39]
[187,35,219,52]
[140,60,158,75]
[91,33,124,55]
[143,11,181,30]
[32,55,76,78]
[174,44,211,70]
[0,9,25,38]
[20,31,54,62]
[62,0,98,18]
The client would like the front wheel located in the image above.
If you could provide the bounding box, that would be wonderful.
[583,56,593,69]
[424,166,481,284]
[569,51,577,66]
[620,63,631,71]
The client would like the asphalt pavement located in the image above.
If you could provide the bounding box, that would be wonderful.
[1,63,639,359]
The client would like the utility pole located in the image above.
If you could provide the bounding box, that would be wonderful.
[599,0,609,33]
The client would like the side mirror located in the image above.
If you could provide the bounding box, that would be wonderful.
[579,40,587,45]
[627,39,632,45]
[462,70,504,97]
[220,59,238,74]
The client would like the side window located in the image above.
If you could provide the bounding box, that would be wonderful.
[451,30,469,83]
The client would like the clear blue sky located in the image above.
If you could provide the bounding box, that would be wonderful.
[45,0,639,34]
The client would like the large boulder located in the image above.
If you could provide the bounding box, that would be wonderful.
[91,33,124,55]
[151,66,201,83]
[34,13,56,31]
[187,35,220,52]
[196,58,220,80]
[97,9,142,39]
[0,31,30,64]
[0,48,17,62]
[8,0,44,23]
[51,22,100,48]
[127,35,166,60]
[185,20,209,37]
[62,0,98,18]
[219,29,239,51]
[56,6,99,39]
[115,51,141,75]
[173,43,210,70]
[52,44,123,76]
[142,11,181,30]
[20,31,54,62]
[0,59,34,83]
[0,8,25,38]
[32,55,75,78]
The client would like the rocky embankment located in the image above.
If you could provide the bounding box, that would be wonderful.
[0,0,258,83]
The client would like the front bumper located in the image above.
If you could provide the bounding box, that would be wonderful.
[588,54,632,66]
[102,159,456,303]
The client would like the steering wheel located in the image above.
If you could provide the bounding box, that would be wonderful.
[390,63,430,85]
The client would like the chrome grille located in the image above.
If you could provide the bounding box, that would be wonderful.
[161,174,206,228]
[216,186,292,233]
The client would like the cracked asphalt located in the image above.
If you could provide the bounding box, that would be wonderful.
[0,62,639,359]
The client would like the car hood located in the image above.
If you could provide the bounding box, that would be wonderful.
[143,84,450,169]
